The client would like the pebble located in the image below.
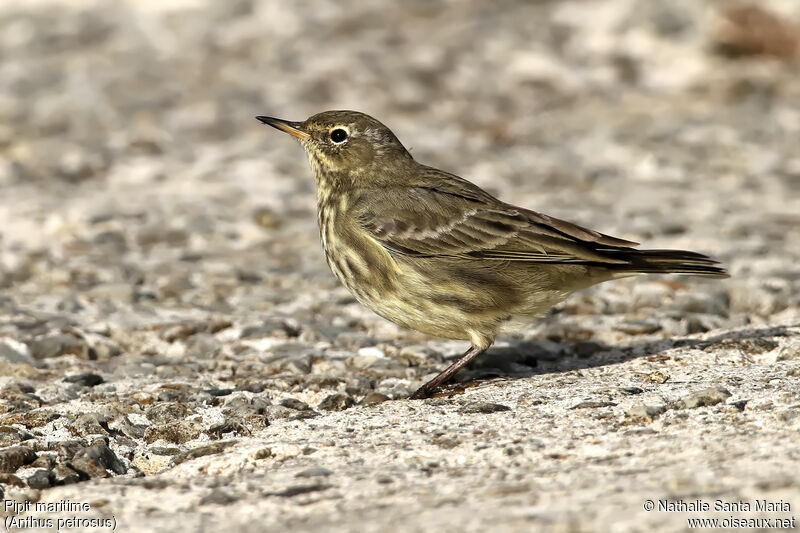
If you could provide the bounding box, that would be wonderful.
[29,455,55,470]
[28,334,89,360]
[280,398,311,411]
[70,442,127,477]
[200,489,238,505]
[144,421,204,444]
[676,387,732,409]
[614,321,662,335]
[0,473,25,487]
[146,402,194,425]
[170,441,238,466]
[459,402,512,414]
[359,392,390,405]
[0,446,37,473]
[569,401,617,409]
[51,464,82,485]
[643,372,670,384]
[0,338,35,365]
[63,373,105,387]
[317,393,355,412]
[68,413,110,437]
[26,469,54,489]
[295,467,333,478]
[776,340,800,361]
[0,427,33,447]
[626,404,668,421]
[268,483,332,498]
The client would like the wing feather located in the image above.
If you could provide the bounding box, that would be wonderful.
[354,166,638,265]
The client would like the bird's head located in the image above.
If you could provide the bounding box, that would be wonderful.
[256,110,413,187]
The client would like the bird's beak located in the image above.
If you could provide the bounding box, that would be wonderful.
[256,116,311,141]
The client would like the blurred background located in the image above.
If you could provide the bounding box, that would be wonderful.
[1,1,799,530]
[1,0,799,309]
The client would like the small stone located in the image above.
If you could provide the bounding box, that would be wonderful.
[459,402,511,414]
[26,469,54,489]
[569,401,617,409]
[357,346,385,358]
[727,399,749,411]
[269,482,332,498]
[241,319,300,339]
[295,467,333,478]
[204,388,235,397]
[317,393,355,411]
[208,420,251,437]
[289,410,320,420]
[28,334,89,360]
[0,446,36,473]
[159,322,202,342]
[433,435,461,449]
[186,334,221,359]
[396,345,441,366]
[280,398,310,411]
[614,321,662,335]
[200,488,238,505]
[63,373,105,387]
[70,442,126,477]
[360,392,390,405]
[252,207,280,229]
[0,410,59,428]
[112,416,147,439]
[676,387,732,409]
[626,404,667,421]
[135,225,188,248]
[145,402,193,424]
[52,464,82,485]
[776,409,800,423]
[619,386,644,395]
[264,406,301,420]
[149,446,182,456]
[349,353,384,370]
[144,421,203,444]
[222,395,270,416]
[0,473,25,487]
[56,440,86,462]
[0,338,34,365]
[30,454,55,470]
[776,340,800,361]
[68,413,109,437]
[90,340,122,360]
[643,371,670,384]
[171,441,238,465]
[0,426,32,447]
[573,341,604,359]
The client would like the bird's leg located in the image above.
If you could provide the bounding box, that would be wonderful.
[409,344,489,400]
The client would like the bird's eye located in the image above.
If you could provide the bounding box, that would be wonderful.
[329,128,348,143]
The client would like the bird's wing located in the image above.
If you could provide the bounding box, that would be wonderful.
[354,167,639,265]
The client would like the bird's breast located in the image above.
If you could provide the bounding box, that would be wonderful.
[316,192,399,305]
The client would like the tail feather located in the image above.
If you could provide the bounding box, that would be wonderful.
[601,248,729,278]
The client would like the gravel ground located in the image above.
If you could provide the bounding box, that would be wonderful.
[1,0,799,531]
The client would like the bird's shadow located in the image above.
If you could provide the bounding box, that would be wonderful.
[430,323,798,397]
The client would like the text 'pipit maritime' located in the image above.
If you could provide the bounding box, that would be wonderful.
[257,111,728,399]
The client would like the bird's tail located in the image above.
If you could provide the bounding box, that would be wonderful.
[603,249,729,278]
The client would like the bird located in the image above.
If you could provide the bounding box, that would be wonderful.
[256,110,728,400]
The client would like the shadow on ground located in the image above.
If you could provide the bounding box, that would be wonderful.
[432,324,799,397]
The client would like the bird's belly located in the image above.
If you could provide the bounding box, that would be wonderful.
[321,235,518,341]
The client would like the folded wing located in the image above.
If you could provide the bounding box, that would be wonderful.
[354,167,640,265]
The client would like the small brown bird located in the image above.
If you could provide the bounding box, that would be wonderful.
[256,110,727,399]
